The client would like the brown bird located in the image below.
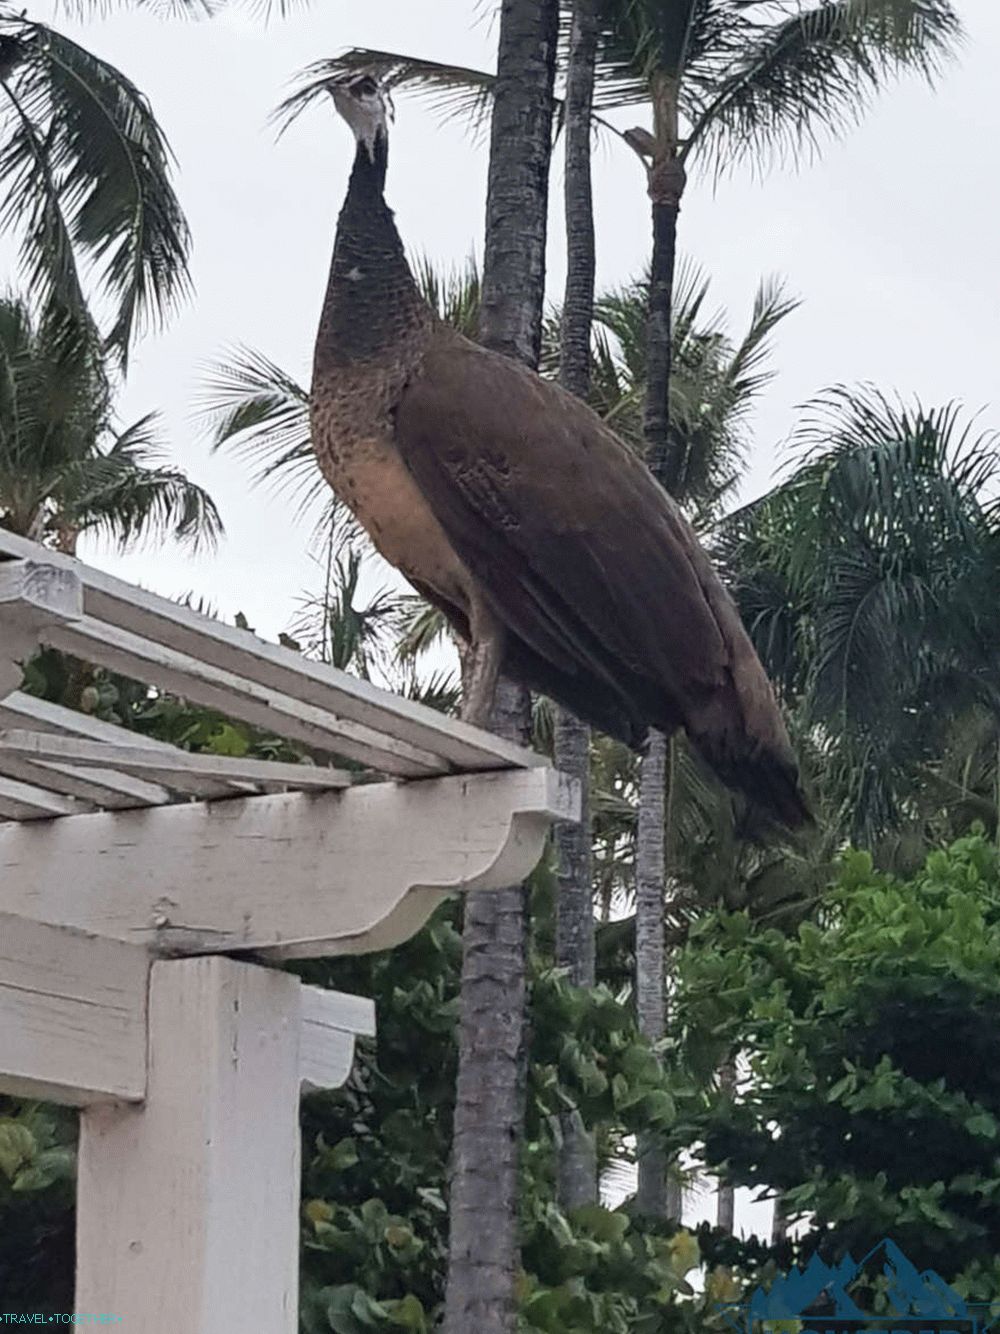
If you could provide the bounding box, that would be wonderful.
[308,73,809,828]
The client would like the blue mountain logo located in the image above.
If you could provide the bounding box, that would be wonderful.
[720,1237,987,1333]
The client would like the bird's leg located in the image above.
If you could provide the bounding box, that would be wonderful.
[460,600,505,729]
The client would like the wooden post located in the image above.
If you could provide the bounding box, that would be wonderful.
[76,957,302,1331]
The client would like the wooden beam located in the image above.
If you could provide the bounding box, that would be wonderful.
[0,767,579,955]
[0,914,147,1105]
[46,614,448,778]
[0,729,355,792]
[0,530,539,774]
[76,957,301,1331]
[0,558,82,699]
[0,557,83,631]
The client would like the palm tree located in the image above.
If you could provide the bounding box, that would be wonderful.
[593,0,960,1221]
[0,295,220,554]
[443,6,559,1330]
[723,385,1000,846]
[553,0,601,1214]
[0,9,191,364]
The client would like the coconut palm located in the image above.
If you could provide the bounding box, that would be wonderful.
[441,7,559,1329]
[0,295,220,553]
[552,0,601,1214]
[722,385,1000,846]
[0,10,192,364]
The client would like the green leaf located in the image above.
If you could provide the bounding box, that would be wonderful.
[0,1120,35,1180]
[385,1294,427,1330]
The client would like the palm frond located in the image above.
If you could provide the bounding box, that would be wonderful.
[395,598,449,662]
[685,0,962,171]
[55,0,305,17]
[412,253,481,339]
[63,411,222,551]
[198,343,360,547]
[273,51,496,137]
[0,18,191,364]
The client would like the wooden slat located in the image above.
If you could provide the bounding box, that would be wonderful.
[0,730,354,792]
[0,751,172,809]
[0,774,86,818]
[0,531,539,774]
[46,615,448,778]
[0,699,236,800]
[0,693,254,802]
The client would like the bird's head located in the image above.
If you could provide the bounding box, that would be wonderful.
[328,74,393,160]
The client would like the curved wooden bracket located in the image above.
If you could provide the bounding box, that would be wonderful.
[0,766,579,957]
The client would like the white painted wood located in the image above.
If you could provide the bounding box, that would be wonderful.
[0,530,540,774]
[0,558,83,699]
[0,694,247,802]
[0,692,223,803]
[0,914,147,1104]
[0,558,83,630]
[0,748,172,809]
[0,729,354,791]
[0,774,86,819]
[0,767,580,954]
[47,614,448,778]
[76,957,301,1331]
[299,985,376,1093]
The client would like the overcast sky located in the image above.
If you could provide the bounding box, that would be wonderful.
[25,0,1000,645]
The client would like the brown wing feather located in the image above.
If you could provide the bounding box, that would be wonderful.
[395,330,809,826]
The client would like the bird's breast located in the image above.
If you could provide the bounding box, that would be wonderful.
[310,367,473,612]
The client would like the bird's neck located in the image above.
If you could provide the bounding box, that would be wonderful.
[315,133,429,367]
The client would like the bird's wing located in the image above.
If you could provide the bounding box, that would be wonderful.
[395,332,807,825]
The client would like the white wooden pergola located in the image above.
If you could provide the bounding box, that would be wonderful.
[0,528,578,1330]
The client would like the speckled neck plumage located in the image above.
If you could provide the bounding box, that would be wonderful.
[315,131,429,367]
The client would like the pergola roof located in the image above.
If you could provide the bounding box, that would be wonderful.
[0,526,544,821]
[0,527,576,963]
[0,535,578,1332]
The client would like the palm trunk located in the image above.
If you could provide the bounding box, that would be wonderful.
[553,0,600,1214]
[643,73,686,486]
[634,71,687,1222]
[771,1191,789,1245]
[443,3,558,1330]
[475,0,559,369]
[635,730,668,1216]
